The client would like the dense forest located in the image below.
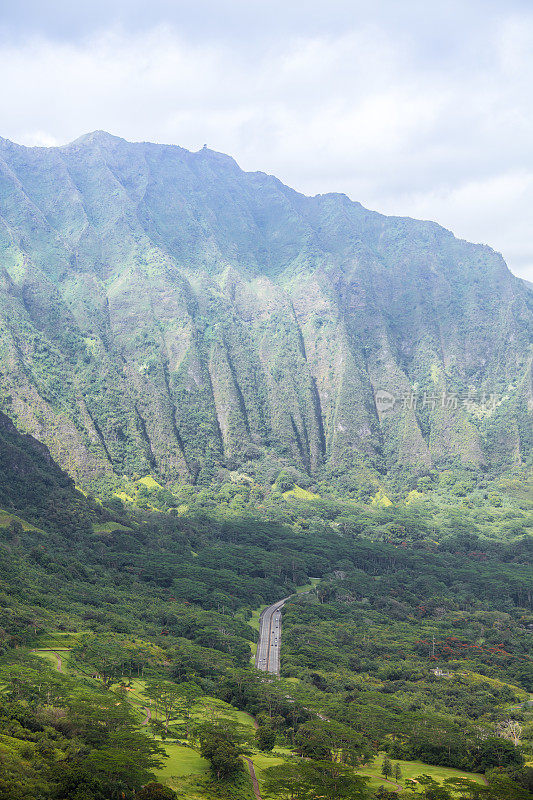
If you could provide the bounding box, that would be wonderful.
[0,412,531,799]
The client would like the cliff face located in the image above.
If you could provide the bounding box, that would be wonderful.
[0,132,531,488]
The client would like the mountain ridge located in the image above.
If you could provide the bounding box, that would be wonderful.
[6,129,533,267]
[0,132,531,492]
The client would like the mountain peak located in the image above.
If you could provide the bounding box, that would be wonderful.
[195,144,240,170]
[70,130,126,147]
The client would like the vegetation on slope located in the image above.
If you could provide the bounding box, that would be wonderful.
[0,133,531,492]
[0,413,531,799]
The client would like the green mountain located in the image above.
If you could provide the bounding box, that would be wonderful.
[0,131,531,491]
[0,287,531,800]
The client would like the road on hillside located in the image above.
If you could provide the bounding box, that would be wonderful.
[255,598,288,676]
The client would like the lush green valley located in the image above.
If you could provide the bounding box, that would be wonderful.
[0,410,531,799]
[0,133,531,799]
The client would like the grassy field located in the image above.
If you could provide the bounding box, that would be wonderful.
[34,630,88,648]
[0,509,42,531]
[282,485,320,501]
[247,605,266,633]
[295,577,320,593]
[356,752,485,790]
[31,632,487,798]
[32,650,65,669]
[91,521,133,534]
[251,747,293,791]
[155,743,209,778]
[32,647,74,676]
[249,748,486,797]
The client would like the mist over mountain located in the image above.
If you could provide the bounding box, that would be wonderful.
[0,131,531,491]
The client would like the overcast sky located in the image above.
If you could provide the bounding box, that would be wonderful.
[1,0,532,281]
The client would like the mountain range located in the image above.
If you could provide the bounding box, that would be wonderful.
[0,131,531,492]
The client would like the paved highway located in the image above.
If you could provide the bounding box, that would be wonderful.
[255,597,288,675]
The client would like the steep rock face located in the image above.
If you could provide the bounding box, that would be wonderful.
[0,132,531,488]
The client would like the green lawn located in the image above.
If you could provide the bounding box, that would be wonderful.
[248,605,267,633]
[250,749,486,796]
[251,747,292,776]
[294,577,320,593]
[32,650,62,665]
[32,648,72,674]
[357,753,485,790]
[230,708,256,729]
[91,521,133,534]
[114,679,156,721]
[155,743,209,779]
[34,630,88,648]
[188,697,256,733]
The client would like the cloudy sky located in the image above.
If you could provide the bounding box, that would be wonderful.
[1,0,532,281]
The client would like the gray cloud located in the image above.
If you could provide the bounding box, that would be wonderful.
[1,2,532,280]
